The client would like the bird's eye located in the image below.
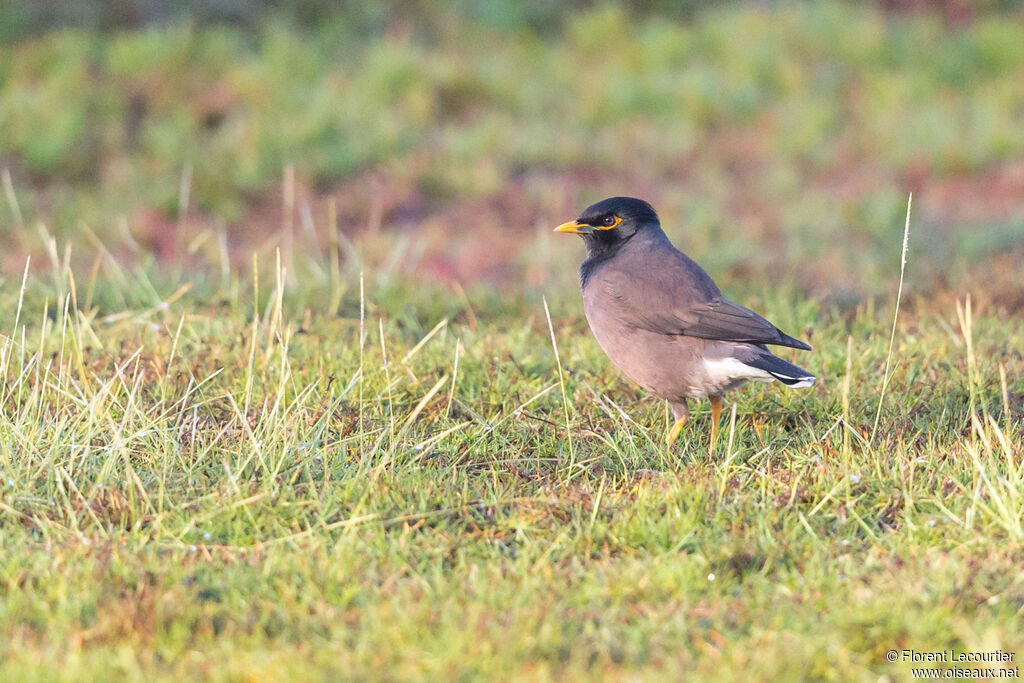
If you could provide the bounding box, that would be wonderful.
[602,215,617,227]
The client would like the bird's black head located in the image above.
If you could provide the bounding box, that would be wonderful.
[553,197,661,254]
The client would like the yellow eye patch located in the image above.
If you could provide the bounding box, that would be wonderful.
[597,215,623,230]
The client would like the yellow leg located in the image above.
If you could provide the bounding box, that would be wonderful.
[709,395,723,448]
[667,415,688,445]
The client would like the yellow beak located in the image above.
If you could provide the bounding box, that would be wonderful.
[553,220,592,235]
[553,215,622,234]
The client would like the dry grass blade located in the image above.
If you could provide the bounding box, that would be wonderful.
[543,296,574,471]
[870,193,912,445]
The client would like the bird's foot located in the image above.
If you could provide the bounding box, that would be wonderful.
[709,395,723,450]
[667,400,689,446]
[666,416,687,445]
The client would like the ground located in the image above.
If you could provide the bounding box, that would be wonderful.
[1,3,1023,680]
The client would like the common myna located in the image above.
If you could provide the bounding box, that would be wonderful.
[554,197,814,445]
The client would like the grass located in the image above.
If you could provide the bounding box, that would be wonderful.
[0,221,1022,680]
[1,2,1024,301]
[2,2,1024,679]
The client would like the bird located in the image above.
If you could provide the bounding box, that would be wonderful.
[553,196,814,446]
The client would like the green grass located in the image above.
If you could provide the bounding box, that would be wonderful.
[2,2,1024,679]
[2,2,1024,296]
[1,228,1022,680]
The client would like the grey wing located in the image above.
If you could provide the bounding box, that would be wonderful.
[602,252,811,351]
[667,298,812,350]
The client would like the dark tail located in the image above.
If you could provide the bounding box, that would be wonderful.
[741,347,816,387]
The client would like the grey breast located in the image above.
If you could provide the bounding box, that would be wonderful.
[582,253,714,401]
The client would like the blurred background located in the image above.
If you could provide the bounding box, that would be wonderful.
[1,0,1023,311]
